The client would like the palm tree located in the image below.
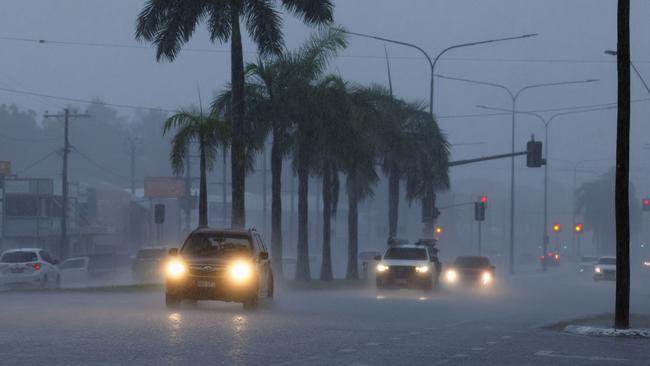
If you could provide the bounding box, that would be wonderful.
[615,0,631,330]
[243,28,347,277]
[312,75,350,280]
[340,86,383,280]
[403,106,450,237]
[163,110,230,227]
[136,0,334,229]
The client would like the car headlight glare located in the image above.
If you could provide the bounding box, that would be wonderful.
[481,271,493,285]
[229,261,253,283]
[445,269,458,283]
[643,261,650,267]
[595,267,602,273]
[376,264,389,272]
[415,266,429,273]
[166,259,186,279]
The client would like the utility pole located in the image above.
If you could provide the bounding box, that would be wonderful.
[44,109,88,260]
[184,146,191,232]
[125,136,139,196]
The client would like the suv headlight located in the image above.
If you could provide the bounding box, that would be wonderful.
[595,267,602,273]
[229,261,253,283]
[415,265,429,273]
[376,264,389,272]
[481,272,493,285]
[166,259,186,279]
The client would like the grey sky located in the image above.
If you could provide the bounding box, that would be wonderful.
[1,0,649,195]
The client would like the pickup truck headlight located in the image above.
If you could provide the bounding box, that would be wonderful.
[166,259,187,279]
[415,265,429,273]
[595,267,602,273]
[376,264,389,272]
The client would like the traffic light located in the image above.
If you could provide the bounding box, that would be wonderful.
[480,195,488,204]
[643,198,650,211]
[435,226,443,235]
[574,223,584,234]
[475,200,486,221]
[552,223,561,232]
[526,138,545,168]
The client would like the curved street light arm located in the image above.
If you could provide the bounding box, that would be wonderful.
[431,33,538,72]
[341,30,433,67]
[435,74,514,100]
[514,79,599,100]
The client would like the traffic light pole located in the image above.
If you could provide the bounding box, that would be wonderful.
[478,221,483,256]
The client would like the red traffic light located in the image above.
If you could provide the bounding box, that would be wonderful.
[480,195,488,204]
[643,199,650,206]
[574,223,584,233]
[552,223,561,232]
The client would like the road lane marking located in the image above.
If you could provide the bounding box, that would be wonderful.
[339,348,356,353]
[487,341,497,345]
[365,342,380,347]
[389,337,401,341]
[453,354,468,358]
[534,350,628,362]
[501,336,512,339]
[471,347,484,351]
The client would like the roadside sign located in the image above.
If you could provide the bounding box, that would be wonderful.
[144,177,185,199]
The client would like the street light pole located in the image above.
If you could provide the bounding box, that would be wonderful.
[479,105,615,270]
[436,74,598,274]
[341,30,537,116]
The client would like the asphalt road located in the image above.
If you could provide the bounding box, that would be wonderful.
[1,267,649,365]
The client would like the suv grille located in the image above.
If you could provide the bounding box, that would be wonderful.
[188,264,226,278]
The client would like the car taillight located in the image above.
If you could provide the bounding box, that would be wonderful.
[30,263,41,270]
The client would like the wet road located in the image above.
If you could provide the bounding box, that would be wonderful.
[1,268,649,365]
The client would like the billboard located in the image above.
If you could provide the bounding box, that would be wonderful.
[144,177,186,199]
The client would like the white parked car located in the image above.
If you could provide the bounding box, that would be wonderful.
[59,257,90,284]
[0,248,61,289]
[594,256,616,281]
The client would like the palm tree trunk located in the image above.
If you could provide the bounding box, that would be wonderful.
[230,9,246,229]
[615,0,631,330]
[388,168,400,238]
[320,162,333,281]
[346,170,359,280]
[199,140,208,227]
[271,128,284,276]
[295,145,311,281]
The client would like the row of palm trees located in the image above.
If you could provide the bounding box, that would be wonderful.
[162,28,449,281]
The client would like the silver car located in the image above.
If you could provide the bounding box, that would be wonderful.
[0,248,61,289]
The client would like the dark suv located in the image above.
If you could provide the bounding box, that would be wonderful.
[165,228,273,310]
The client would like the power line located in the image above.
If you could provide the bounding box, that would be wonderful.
[15,149,60,175]
[0,132,59,143]
[2,35,649,65]
[0,85,175,113]
[72,146,128,181]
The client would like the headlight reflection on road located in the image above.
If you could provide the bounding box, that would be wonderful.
[167,312,183,344]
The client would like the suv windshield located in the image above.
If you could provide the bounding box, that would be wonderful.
[384,248,427,261]
[454,256,490,268]
[182,234,252,258]
[1,251,38,263]
[598,257,616,265]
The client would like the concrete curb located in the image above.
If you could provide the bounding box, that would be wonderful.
[565,325,650,338]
